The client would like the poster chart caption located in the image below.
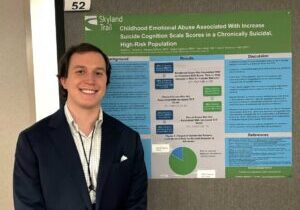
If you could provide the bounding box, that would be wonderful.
[85,11,292,178]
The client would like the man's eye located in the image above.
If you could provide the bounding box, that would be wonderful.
[76,70,85,75]
[95,71,104,76]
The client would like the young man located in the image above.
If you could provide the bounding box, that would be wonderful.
[13,43,148,210]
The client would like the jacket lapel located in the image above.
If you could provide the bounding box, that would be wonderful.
[96,113,119,206]
[48,109,92,209]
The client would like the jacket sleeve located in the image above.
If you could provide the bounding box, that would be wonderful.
[125,133,148,210]
[13,132,46,210]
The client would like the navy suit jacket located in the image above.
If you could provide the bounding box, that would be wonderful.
[13,109,147,210]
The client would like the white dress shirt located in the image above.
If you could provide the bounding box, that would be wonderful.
[64,104,103,204]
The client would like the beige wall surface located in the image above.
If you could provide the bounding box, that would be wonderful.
[0,0,35,209]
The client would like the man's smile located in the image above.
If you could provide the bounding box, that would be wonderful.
[79,88,98,94]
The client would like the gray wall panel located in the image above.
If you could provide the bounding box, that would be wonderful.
[64,1,300,209]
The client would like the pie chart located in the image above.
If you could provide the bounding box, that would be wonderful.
[169,147,197,175]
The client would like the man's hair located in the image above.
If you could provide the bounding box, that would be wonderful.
[57,42,111,99]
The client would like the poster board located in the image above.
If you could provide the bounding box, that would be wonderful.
[84,11,292,179]
[64,0,300,209]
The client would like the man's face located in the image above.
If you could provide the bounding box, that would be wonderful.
[60,51,107,110]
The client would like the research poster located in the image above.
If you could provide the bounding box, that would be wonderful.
[85,11,292,178]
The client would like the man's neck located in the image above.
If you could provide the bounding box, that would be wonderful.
[66,102,100,135]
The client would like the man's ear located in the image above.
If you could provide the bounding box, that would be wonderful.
[60,77,67,89]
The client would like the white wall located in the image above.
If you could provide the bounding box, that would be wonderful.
[31,0,59,121]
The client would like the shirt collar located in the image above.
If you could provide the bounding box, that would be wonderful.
[64,104,103,135]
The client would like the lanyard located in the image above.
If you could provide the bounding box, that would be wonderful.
[78,127,96,192]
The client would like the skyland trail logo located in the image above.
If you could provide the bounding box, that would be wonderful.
[85,15,123,31]
[85,16,97,31]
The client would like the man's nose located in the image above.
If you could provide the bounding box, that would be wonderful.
[85,72,96,83]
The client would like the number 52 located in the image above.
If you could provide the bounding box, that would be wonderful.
[72,1,86,10]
